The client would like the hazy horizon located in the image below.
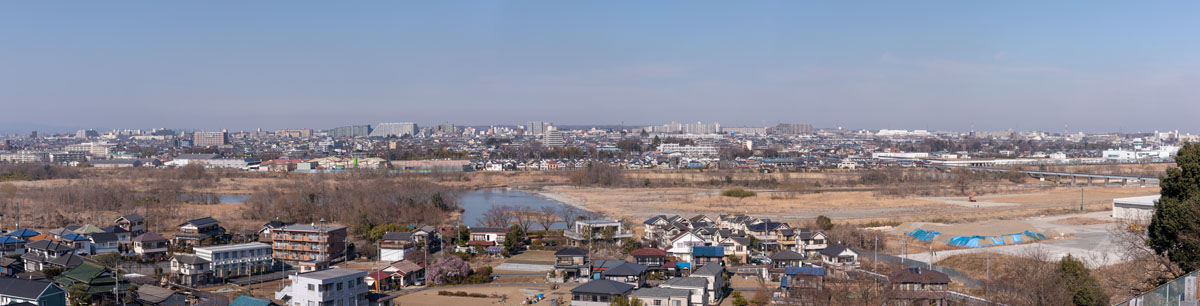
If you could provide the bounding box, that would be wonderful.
[3,2,1198,133]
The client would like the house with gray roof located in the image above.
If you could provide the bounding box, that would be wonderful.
[659,277,709,306]
[570,279,634,306]
[690,263,726,302]
[0,277,66,305]
[630,287,691,306]
[600,262,648,288]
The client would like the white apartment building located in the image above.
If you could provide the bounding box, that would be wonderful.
[275,268,368,306]
[194,242,273,278]
[658,144,718,158]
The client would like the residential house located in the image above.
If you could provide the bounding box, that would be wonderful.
[0,257,23,276]
[88,233,119,255]
[114,214,146,237]
[175,217,226,245]
[818,244,858,268]
[564,220,633,247]
[889,267,950,306]
[135,285,187,306]
[630,248,668,270]
[746,220,789,250]
[53,263,129,304]
[717,236,751,260]
[554,247,590,282]
[689,263,726,302]
[270,224,348,264]
[601,262,648,288]
[379,232,419,262]
[169,254,211,286]
[21,240,75,272]
[467,227,506,247]
[132,232,170,260]
[691,246,724,267]
[195,242,273,279]
[57,234,91,256]
[793,230,828,258]
[570,279,635,306]
[274,268,370,306]
[642,215,672,246]
[0,236,25,256]
[7,229,39,242]
[660,277,709,306]
[384,260,424,287]
[666,232,706,266]
[629,287,691,306]
[779,266,826,300]
[99,226,131,246]
[0,277,66,306]
[411,226,436,245]
[769,250,806,268]
[365,271,393,292]
[257,221,295,243]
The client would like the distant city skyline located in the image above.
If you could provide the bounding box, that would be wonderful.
[2,2,1199,133]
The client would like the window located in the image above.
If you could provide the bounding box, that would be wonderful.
[654,300,662,306]
[671,301,681,306]
[337,282,343,291]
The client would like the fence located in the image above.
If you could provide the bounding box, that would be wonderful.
[853,248,983,290]
[1117,271,1199,306]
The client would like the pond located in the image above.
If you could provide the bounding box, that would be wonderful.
[458,189,574,229]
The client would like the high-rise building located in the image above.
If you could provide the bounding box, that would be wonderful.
[193,131,228,147]
[544,130,566,147]
[74,129,99,138]
[768,123,814,135]
[369,123,417,137]
[327,125,373,138]
[526,121,554,136]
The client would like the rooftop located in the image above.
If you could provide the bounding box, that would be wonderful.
[194,242,270,252]
[297,268,367,280]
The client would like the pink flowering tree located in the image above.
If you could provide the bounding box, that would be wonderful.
[426,255,472,285]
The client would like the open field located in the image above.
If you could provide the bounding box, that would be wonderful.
[542,184,1160,225]
[397,283,571,306]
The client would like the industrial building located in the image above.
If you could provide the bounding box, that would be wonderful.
[1112,195,1160,223]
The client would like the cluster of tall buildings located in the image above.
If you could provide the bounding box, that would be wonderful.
[368,122,418,138]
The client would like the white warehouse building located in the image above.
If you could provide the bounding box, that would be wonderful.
[1112,195,1160,223]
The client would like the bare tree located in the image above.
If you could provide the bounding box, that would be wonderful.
[478,205,514,228]
[534,206,562,231]
[511,205,536,233]
[555,205,583,229]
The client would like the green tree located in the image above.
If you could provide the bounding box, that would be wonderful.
[1149,143,1200,272]
[503,224,526,256]
[815,215,834,231]
[1058,254,1109,306]
[367,224,403,242]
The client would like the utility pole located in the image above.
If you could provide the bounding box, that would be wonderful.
[901,238,907,265]
[985,255,991,300]
[873,236,878,272]
[1081,187,1085,211]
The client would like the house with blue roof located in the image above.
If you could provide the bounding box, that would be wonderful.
[691,246,724,267]
[0,236,25,256]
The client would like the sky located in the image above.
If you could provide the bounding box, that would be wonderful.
[2,1,1199,133]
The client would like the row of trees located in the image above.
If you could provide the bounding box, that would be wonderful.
[477,204,593,231]
[244,175,459,235]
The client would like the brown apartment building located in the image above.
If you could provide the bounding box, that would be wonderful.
[270,224,348,264]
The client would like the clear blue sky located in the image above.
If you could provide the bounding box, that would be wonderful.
[2,1,1198,133]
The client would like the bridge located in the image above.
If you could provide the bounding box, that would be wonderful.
[936,165,1161,186]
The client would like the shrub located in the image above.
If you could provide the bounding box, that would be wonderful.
[722,188,757,198]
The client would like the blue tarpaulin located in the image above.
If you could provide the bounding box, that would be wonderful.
[675,262,691,269]
[907,228,942,242]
